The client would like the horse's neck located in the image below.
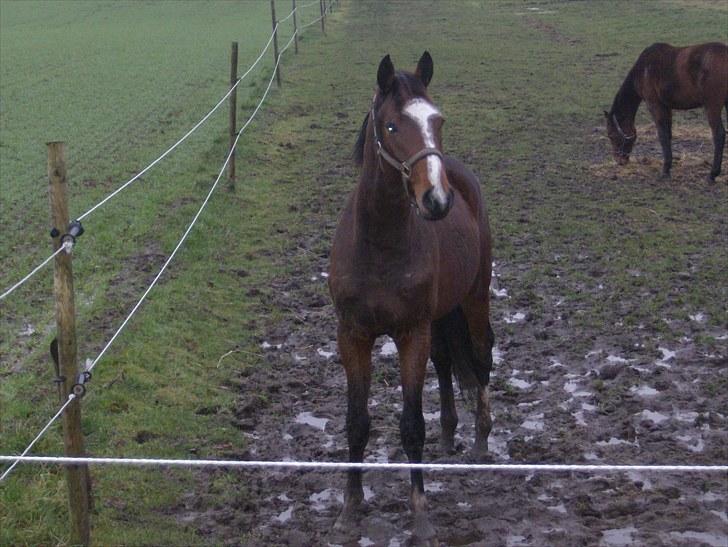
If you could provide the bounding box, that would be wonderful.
[612,69,642,122]
[354,154,414,252]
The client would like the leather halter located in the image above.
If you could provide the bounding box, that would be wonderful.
[612,114,636,141]
[369,104,443,201]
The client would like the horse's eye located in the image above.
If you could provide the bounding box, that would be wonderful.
[385,122,397,133]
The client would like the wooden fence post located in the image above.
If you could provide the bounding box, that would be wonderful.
[292,0,299,54]
[47,141,91,547]
[319,0,325,34]
[228,41,238,188]
[270,0,281,88]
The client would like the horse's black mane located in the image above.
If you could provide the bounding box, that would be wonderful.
[353,71,428,165]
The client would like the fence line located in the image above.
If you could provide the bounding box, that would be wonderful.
[0,395,76,482]
[2,455,726,474]
[0,25,301,485]
[0,243,69,301]
[0,0,327,303]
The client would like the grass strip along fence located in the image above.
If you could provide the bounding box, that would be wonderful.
[0,1,337,544]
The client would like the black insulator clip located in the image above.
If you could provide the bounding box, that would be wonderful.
[71,383,86,398]
[71,370,92,398]
[61,219,84,246]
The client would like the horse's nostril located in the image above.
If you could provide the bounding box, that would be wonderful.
[423,188,441,212]
[422,187,452,220]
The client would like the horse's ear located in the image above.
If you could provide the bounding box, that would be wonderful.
[377,54,395,94]
[603,110,609,119]
[415,51,433,87]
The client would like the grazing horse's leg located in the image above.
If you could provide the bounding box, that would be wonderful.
[395,325,437,545]
[648,101,673,179]
[705,101,726,182]
[462,295,494,458]
[430,323,458,454]
[334,327,374,531]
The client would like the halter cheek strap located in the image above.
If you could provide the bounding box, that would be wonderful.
[370,107,444,200]
[612,114,636,141]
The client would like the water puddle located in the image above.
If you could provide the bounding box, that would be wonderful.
[274,505,293,523]
[630,385,659,397]
[380,338,397,357]
[667,531,726,547]
[295,412,328,431]
[317,348,335,359]
[637,409,669,424]
[504,312,526,324]
[600,526,637,546]
[508,378,532,390]
[521,413,544,431]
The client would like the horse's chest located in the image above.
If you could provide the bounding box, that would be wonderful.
[333,270,433,333]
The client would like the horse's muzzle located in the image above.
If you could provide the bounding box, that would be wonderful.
[614,153,630,166]
[420,187,454,221]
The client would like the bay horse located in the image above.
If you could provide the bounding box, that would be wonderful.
[328,52,494,544]
[605,42,728,182]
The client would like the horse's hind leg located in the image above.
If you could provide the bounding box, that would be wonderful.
[462,296,494,457]
[395,325,438,545]
[430,320,458,454]
[648,101,673,179]
[334,327,374,532]
[706,101,726,182]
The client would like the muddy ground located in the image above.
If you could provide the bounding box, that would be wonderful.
[177,3,726,547]
[182,127,727,546]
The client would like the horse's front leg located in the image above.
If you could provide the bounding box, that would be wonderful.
[395,325,438,546]
[706,101,726,182]
[648,102,673,179]
[334,326,374,532]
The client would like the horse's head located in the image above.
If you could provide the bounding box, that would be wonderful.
[604,110,636,165]
[369,52,453,221]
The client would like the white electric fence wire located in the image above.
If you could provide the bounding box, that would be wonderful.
[1,456,726,474]
[0,54,286,484]
[279,7,296,24]
[76,23,280,223]
[86,31,295,377]
[0,242,70,301]
[0,394,76,482]
[0,22,284,302]
[1,13,318,485]
[300,14,324,31]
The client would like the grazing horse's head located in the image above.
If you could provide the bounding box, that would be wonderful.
[604,110,636,165]
[364,52,453,220]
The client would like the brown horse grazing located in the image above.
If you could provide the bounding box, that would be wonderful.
[605,42,728,182]
[328,52,494,544]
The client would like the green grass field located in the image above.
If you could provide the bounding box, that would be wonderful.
[1,0,727,545]
[1,1,326,544]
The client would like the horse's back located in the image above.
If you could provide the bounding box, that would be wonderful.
[635,42,728,107]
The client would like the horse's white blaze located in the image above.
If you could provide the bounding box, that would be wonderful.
[403,99,447,203]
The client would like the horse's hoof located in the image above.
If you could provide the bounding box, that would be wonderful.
[411,513,438,546]
[658,172,671,181]
[439,438,456,455]
[707,174,717,183]
[333,510,357,532]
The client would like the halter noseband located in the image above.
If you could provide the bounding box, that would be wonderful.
[370,103,443,201]
[612,114,636,141]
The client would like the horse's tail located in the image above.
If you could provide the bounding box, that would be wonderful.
[431,306,494,395]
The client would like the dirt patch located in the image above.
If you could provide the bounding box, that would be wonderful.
[183,124,727,547]
[522,16,582,46]
[590,123,720,184]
